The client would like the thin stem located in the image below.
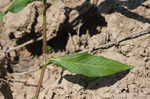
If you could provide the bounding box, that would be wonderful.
[34,0,47,98]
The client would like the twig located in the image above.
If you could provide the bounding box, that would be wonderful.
[8,79,38,87]
[92,27,150,52]
[34,0,47,98]
[0,37,42,55]
[8,65,42,76]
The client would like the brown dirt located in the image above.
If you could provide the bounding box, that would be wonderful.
[0,0,150,99]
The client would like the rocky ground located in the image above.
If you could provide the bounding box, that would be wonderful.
[0,0,150,99]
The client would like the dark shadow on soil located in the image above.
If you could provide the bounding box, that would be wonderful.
[119,0,148,10]
[47,16,76,52]
[14,0,107,54]
[48,0,149,52]
[0,59,13,99]
[70,1,107,36]
[0,81,13,99]
[77,7,107,36]
[97,0,150,23]
[16,33,42,56]
[11,7,42,73]
[16,6,42,56]
[47,2,107,52]
[63,70,130,90]
[115,7,150,23]
[14,0,150,54]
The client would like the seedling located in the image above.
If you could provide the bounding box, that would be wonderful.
[0,0,133,99]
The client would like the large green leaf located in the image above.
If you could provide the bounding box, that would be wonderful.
[5,0,36,13]
[49,53,133,77]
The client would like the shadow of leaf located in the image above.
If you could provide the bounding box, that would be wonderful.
[63,70,130,90]
[97,0,150,24]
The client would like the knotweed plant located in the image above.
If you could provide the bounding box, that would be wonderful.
[0,0,133,99]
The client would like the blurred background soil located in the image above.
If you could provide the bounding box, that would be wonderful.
[0,0,150,99]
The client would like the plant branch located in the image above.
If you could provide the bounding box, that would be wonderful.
[34,0,47,98]
[8,65,42,76]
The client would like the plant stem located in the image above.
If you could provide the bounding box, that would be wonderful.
[34,0,47,98]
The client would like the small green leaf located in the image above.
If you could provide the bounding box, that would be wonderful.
[5,0,36,13]
[49,53,133,77]
[0,12,5,20]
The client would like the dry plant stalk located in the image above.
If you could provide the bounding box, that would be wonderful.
[34,0,47,98]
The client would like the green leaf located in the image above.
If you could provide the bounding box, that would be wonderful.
[49,53,133,77]
[5,0,36,13]
[0,12,5,20]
